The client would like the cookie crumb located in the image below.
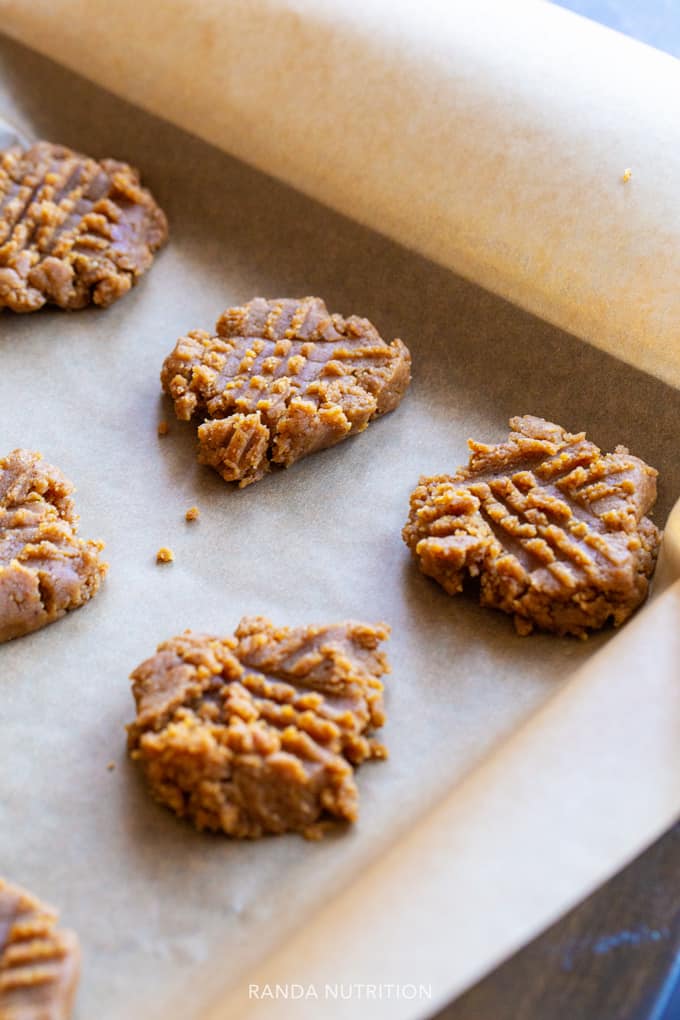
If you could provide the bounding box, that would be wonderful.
[156,546,174,564]
[107,761,116,771]
[157,421,169,436]
[185,506,200,522]
[622,168,632,183]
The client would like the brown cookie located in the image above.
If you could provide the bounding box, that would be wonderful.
[161,296,411,486]
[403,415,660,637]
[128,616,391,838]
[0,141,167,311]
[0,450,107,642]
[0,877,80,1020]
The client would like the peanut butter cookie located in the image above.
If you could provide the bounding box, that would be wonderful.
[161,297,411,486]
[0,450,107,642]
[0,877,80,1020]
[128,616,391,838]
[0,141,167,312]
[403,416,660,637]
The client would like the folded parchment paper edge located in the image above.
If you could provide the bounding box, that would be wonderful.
[1,0,680,388]
[207,580,680,1020]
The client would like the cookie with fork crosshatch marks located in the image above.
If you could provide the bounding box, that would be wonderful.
[403,416,661,637]
[0,449,107,643]
[127,616,391,839]
[161,296,411,486]
[0,877,80,1019]
[0,141,167,312]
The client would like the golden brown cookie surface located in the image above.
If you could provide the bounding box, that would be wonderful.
[0,141,167,312]
[0,450,107,643]
[161,297,411,486]
[128,616,391,838]
[0,878,80,1020]
[403,415,660,637]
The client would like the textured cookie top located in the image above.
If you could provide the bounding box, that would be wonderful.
[0,450,107,642]
[403,415,661,636]
[128,616,391,838]
[161,296,411,486]
[0,878,80,1020]
[0,141,167,312]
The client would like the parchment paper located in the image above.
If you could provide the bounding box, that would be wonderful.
[1,0,680,389]
[0,12,679,1020]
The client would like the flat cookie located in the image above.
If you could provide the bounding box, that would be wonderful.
[403,415,660,637]
[128,616,391,838]
[0,450,107,642]
[0,141,167,312]
[0,878,80,1020]
[161,296,411,486]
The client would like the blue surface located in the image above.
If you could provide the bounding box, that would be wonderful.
[649,950,680,1020]
[559,926,671,973]
[554,0,680,58]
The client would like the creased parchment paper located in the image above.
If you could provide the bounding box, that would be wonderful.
[1,0,680,390]
[0,8,678,1020]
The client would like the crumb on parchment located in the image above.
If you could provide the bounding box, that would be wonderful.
[107,761,116,771]
[622,168,632,183]
[157,421,169,436]
[156,546,174,564]
[185,506,200,521]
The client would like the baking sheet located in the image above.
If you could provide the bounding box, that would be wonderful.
[0,30,679,1020]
